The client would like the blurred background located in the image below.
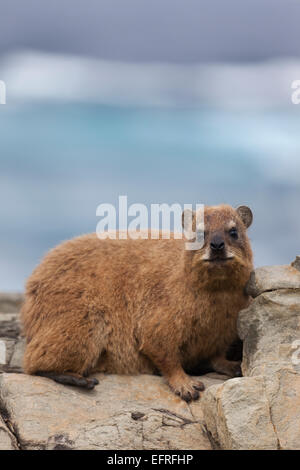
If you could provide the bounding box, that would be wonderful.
[0,0,300,291]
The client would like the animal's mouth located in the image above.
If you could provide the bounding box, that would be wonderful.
[205,256,234,263]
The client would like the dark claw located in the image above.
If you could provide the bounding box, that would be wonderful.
[182,392,192,403]
[193,382,205,391]
[85,380,96,390]
[232,363,242,377]
[85,377,100,389]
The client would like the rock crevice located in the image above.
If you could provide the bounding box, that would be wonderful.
[0,400,20,450]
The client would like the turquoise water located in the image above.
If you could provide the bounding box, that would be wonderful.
[0,103,299,290]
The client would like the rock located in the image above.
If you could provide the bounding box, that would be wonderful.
[0,338,24,373]
[0,338,17,371]
[0,372,227,450]
[292,256,300,272]
[0,313,21,339]
[0,293,24,373]
[0,293,23,313]
[202,376,278,450]
[238,289,300,377]
[0,415,18,450]
[201,262,300,449]
[240,284,300,449]
[8,339,25,371]
[0,293,22,340]
[234,266,300,449]
[246,265,300,298]
[264,370,300,450]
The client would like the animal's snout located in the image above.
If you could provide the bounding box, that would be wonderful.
[210,235,225,252]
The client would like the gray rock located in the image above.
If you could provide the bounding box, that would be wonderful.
[231,270,300,449]
[203,262,300,449]
[246,265,300,298]
[0,313,21,339]
[9,338,25,371]
[202,376,278,450]
[0,338,24,373]
[292,256,300,272]
[0,294,23,373]
[264,370,300,450]
[0,373,227,450]
[0,415,18,450]
[0,338,17,371]
[238,289,300,377]
[238,276,300,449]
[0,293,23,313]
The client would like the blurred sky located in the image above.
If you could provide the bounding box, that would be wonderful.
[0,1,300,291]
[1,0,300,62]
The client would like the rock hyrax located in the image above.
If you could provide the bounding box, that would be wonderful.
[21,204,253,401]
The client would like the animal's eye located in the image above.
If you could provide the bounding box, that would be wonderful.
[229,228,238,239]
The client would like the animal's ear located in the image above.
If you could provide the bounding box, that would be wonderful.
[182,209,195,239]
[236,206,253,229]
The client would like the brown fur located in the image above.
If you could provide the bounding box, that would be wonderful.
[21,204,253,401]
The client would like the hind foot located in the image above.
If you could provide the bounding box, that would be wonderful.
[211,357,242,378]
[36,371,99,390]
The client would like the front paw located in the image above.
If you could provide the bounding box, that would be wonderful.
[169,376,205,402]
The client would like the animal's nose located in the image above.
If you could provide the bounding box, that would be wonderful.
[210,236,225,252]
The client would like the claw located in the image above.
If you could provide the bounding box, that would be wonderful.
[182,392,192,403]
[193,381,205,391]
[171,377,204,402]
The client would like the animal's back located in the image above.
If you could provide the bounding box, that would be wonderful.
[21,233,183,375]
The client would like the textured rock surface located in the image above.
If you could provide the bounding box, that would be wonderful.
[292,256,300,271]
[0,372,227,450]
[0,293,23,373]
[203,260,300,450]
[238,289,300,377]
[246,264,300,298]
[202,376,278,450]
[0,414,18,450]
[0,312,21,339]
[264,370,300,450]
[0,293,23,314]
